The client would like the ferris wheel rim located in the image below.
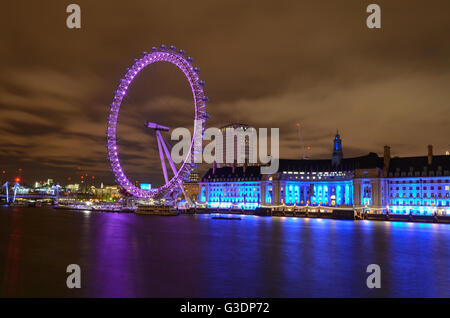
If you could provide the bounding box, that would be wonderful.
[106,46,207,199]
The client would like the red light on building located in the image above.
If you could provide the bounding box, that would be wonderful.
[2,170,5,174]
[15,177,21,183]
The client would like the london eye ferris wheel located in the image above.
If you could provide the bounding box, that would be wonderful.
[106,45,208,200]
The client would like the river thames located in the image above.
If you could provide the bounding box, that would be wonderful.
[0,206,449,297]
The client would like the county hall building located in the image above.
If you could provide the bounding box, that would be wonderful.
[198,133,450,216]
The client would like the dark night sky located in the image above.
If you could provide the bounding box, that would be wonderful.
[0,0,449,187]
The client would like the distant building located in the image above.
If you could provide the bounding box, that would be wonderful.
[66,184,80,192]
[16,185,30,195]
[182,169,200,203]
[187,169,200,183]
[93,185,120,201]
[198,134,450,215]
[216,123,257,168]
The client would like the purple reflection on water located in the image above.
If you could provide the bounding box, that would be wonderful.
[0,207,449,297]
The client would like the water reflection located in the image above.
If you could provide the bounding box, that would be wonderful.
[2,209,24,296]
[0,207,449,297]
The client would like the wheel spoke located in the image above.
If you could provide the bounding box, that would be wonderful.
[156,132,169,185]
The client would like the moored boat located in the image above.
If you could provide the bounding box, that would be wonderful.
[135,205,179,216]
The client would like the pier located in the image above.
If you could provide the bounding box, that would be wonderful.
[180,206,450,224]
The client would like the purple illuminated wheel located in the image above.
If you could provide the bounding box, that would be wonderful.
[106,45,207,199]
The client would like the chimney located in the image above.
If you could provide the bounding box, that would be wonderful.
[428,145,433,165]
[383,145,391,175]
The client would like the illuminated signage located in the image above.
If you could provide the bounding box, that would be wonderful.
[140,183,151,190]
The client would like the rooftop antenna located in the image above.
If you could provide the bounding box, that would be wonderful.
[296,123,309,159]
[236,103,240,124]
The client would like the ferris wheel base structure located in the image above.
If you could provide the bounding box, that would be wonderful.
[106,45,207,203]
